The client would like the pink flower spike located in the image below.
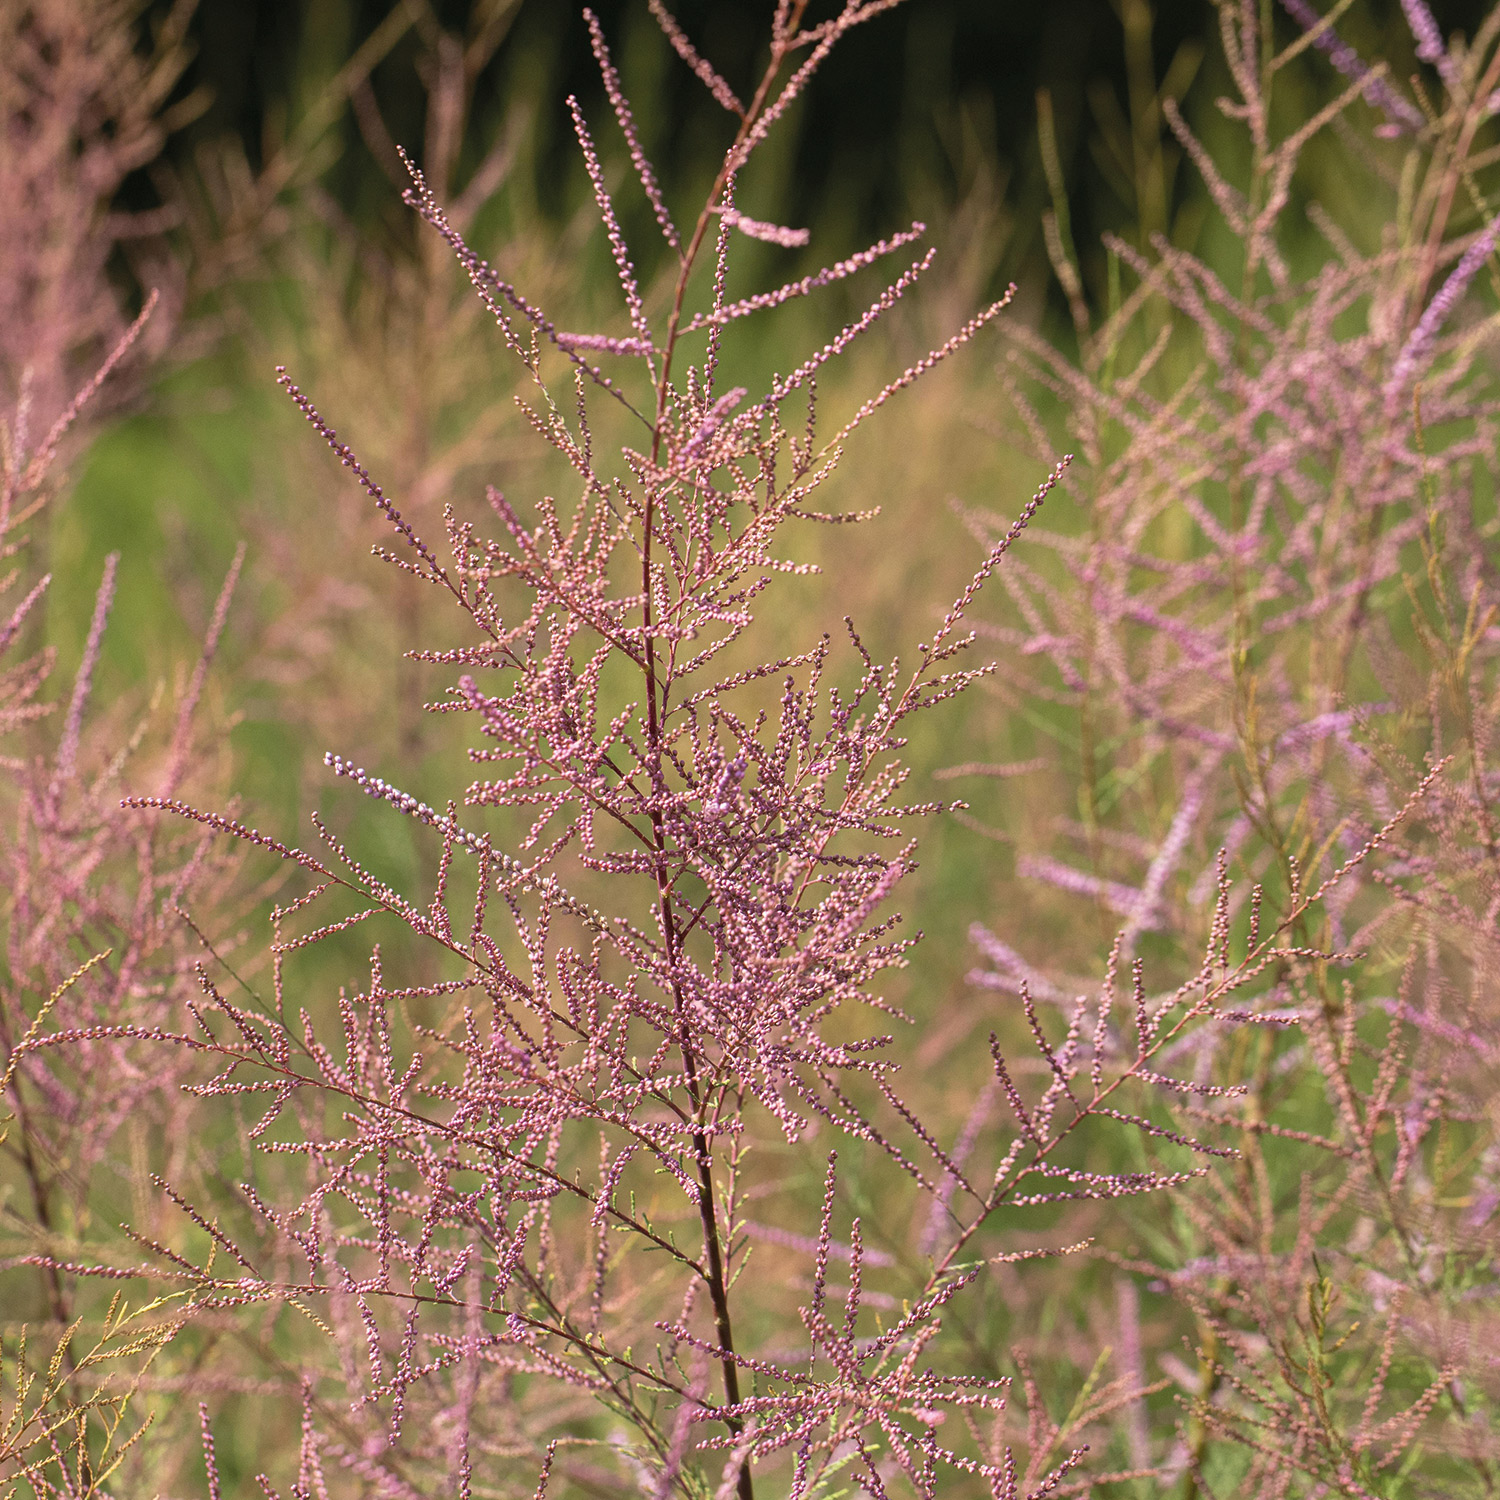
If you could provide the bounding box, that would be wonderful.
[648,0,745,115]
[1385,211,1500,412]
[583,9,681,254]
[713,205,812,249]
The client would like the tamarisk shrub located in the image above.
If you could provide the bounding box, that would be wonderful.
[0,300,248,1494]
[958,0,1500,1491]
[84,7,1432,1498]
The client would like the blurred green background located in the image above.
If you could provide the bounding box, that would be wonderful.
[141,0,1488,285]
[165,0,1211,273]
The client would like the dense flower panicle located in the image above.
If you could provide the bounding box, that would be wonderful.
[107,5,1212,1495]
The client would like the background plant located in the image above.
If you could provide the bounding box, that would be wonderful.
[949,0,1500,1492]
[0,287,256,1495]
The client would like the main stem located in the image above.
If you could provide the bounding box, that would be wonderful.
[633,22,809,1497]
